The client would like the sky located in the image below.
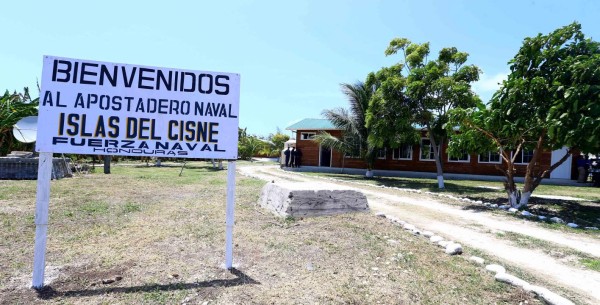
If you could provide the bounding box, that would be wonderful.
[2,0,599,138]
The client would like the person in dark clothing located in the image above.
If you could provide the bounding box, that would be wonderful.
[290,147,297,168]
[284,147,291,167]
[295,148,302,168]
[591,160,600,187]
[577,155,590,183]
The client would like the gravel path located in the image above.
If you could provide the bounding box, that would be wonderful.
[239,165,600,305]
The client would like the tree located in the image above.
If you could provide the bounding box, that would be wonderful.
[368,39,481,188]
[269,128,290,151]
[237,127,267,161]
[448,22,600,207]
[0,88,39,156]
[265,128,290,159]
[315,81,377,177]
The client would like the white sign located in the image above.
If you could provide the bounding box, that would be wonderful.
[36,56,240,159]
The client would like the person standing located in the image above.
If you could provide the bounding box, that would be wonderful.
[577,154,590,183]
[284,147,291,167]
[290,147,297,168]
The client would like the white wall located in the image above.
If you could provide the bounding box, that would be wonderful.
[550,148,572,179]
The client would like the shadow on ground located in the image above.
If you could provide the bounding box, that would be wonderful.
[462,196,600,227]
[322,175,499,195]
[35,268,259,300]
[318,174,600,227]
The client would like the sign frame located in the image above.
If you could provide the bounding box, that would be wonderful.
[31,56,240,288]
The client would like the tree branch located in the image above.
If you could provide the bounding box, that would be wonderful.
[532,148,572,188]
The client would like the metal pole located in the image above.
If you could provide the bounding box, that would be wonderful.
[224,161,237,269]
[32,152,53,288]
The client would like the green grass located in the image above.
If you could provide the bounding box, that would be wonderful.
[494,231,600,272]
[79,201,110,215]
[304,171,600,200]
[0,160,546,304]
[581,258,600,271]
[302,172,600,228]
[122,202,142,214]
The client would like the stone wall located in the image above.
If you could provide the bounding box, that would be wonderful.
[0,157,72,180]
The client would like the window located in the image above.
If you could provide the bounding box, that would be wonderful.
[420,139,436,161]
[479,151,501,164]
[392,144,413,160]
[448,152,470,162]
[300,132,316,140]
[377,148,386,159]
[514,149,534,164]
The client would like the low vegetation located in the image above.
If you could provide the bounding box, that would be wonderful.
[0,162,541,304]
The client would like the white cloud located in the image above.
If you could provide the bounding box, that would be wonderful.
[473,71,508,93]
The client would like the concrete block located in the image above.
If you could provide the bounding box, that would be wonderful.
[259,182,369,217]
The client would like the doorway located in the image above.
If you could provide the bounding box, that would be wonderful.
[319,146,332,167]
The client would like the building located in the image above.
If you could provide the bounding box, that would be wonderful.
[286,118,575,180]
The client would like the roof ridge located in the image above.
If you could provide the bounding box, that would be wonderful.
[285,118,341,131]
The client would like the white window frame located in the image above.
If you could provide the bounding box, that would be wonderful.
[419,138,436,161]
[376,148,386,160]
[300,132,316,140]
[478,151,502,164]
[448,152,470,163]
[513,149,534,164]
[392,144,413,160]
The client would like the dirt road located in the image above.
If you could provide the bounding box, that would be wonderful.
[239,164,600,305]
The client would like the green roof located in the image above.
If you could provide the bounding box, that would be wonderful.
[286,118,340,131]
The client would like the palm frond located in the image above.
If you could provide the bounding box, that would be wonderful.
[313,132,351,153]
[322,108,356,134]
[340,82,371,136]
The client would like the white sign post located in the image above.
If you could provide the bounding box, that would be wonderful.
[224,161,236,268]
[32,56,240,288]
[31,152,53,288]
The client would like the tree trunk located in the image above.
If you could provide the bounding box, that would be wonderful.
[428,132,445,189]
[507,189,520,207]
[365,170,374,178]
[503,151,521,207]
[519,164,535,208]
[518,191,531,208]
[516,132,549,208]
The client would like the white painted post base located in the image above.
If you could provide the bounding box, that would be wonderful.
[437,175,445,189]
[224,161,237,269]
[32,152,53,289]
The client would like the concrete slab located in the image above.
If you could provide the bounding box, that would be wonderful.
[259,181,369,217]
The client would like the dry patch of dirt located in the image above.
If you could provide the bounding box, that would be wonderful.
[240,165,599,304]
[1,162,540,304]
